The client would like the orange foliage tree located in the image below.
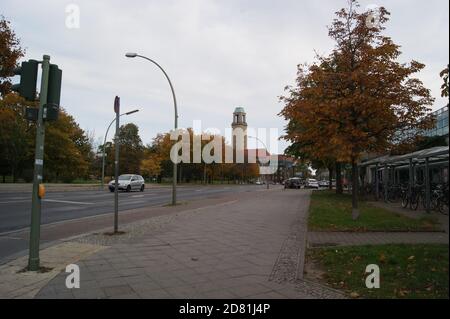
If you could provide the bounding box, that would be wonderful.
[280,0,435,219]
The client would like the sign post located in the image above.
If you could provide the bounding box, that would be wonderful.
[114,96,120,233]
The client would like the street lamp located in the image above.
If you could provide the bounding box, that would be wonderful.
[101,109,139,189]
[248,136,271,189]
[125,52,179,206]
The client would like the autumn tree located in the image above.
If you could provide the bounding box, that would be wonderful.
[0,16,25,97]
[280,0,435,219]
[0,93,34,181]
[0,16,28,182]
[44,109,91,182]
[141,128,260,184]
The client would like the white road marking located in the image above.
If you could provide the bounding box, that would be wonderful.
[42,199,94,205]
[131,195,144,198]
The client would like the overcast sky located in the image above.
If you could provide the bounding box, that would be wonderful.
[2,0,449,153]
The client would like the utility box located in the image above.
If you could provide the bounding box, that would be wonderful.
[25,107,39,122]
[43,103,59,122]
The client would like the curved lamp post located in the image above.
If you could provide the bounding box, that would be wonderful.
[101,109,139,189]
[125,52,179,206]
[248,136,271,189]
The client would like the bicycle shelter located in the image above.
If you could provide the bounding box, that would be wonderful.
[359,146,449,213]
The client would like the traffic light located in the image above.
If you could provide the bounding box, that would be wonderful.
[11,60,39,101]
[47,64,62,106]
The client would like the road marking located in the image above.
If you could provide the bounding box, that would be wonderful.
[43,199,94,205]
[131,195,144,198]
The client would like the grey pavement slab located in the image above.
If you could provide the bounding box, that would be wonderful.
[36,189,342,299]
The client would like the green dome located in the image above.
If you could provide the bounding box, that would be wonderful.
[234,107,245,113]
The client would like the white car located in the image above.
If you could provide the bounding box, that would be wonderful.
[305,179,319,189]
[109,174,145,192]
[319,180,330,188]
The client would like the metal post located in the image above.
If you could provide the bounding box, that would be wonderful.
[409,158,413,209]
[101,118,116,190]
[425,157,430,214]
[128,55,178,205]
[375,163,379,201]
[384,164,388,202]
[28,55,50,271]
[114,97,120,233]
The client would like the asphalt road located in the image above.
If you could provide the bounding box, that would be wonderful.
[0,184,269,263]
[0,184,265,234]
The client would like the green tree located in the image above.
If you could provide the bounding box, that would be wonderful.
[109,123,144,175]
[0,93,34,181]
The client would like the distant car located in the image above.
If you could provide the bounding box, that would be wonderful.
[285,178,302,189]
[305,179,319,189]
[255,180,263,185]
[109,174,145,192]
[319,180,330,188]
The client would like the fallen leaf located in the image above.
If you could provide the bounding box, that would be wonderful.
[350,292,360,299]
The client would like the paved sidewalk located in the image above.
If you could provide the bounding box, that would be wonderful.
[0,242,105,298]
[308,231,449,248]
[34,189,343,299]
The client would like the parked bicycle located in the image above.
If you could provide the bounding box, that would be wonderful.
[386,183,405,203]
[401,184,424,210]
[433,183,449,215]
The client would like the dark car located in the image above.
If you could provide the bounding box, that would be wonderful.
[284,178,302,189]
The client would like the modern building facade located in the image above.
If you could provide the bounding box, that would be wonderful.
[424,105,449,143]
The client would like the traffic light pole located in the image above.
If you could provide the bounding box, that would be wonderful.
[28,55,50,271]
[114,100,120,233]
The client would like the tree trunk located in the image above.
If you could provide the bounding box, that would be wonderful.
[336,162,343,194]
[328,166,334,190]
[351,159,359,220]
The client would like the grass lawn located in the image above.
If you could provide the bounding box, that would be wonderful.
[307,244,449,299]
[308,191,440,232]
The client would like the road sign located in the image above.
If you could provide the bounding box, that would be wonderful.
[114,96,120,114]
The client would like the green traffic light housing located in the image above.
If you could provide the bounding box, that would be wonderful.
[47,64,62,106]
[11,60,39,101]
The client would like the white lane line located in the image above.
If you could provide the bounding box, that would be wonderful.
[42,199,94,205]
[131,195,144,198]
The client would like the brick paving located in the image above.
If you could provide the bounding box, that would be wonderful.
[36,189,344,299]
[307,231,449,248]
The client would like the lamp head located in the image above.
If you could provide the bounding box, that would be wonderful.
[125,52,138,58]
[125,109,139,115]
